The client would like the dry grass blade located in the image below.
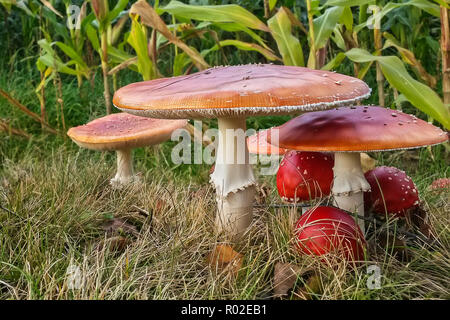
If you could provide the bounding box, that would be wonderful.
[0,118,30,138]
[130,0,209,71]
[108,57,138,76]
[0,88,58,134]
[40,0,63,18]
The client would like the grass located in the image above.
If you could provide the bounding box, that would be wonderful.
[0,33,449,300]
[0,131,448,299]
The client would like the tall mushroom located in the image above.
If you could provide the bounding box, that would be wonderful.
[113,64,371,238]
[268,106,448,232]
[67,113,187,186]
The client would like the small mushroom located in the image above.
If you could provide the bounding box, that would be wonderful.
[364,166,419,218]
[276,150,334,203]
[114,64,371,238]
[294,206,366,262]
[67,113,187,186]
[268,106,448,232]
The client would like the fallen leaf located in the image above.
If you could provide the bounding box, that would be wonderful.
[273,262,302,297]
[101,218,139,237]
[406,206,436,242]
[255,182,271,205]
[377,231,410,261]
[207,244,243,275]
[294,273,323,300]
[96,236,131,252]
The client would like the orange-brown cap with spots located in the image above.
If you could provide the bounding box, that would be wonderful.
[113,64,371,119]
[268,106,448,152]
[247,129,287,155]
[67,113,187,151]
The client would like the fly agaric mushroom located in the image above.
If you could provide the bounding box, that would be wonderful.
[429,178,450,191]
[364,166,419,218]
[277,151,334,203]
[113,64,370,238]
[295,206,366,262]
[268,106,448,232]
[67,113,187,186]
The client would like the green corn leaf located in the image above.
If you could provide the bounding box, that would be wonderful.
[345,48,450,129]
[324,0,375,7]
[268,7,304,66]
[53,41,88,71]
[313,6,344,50]
[127,15,154,81]
[355,0,440,33]
[173,52,191,76]
[85,24,100,52]
[130,0,209,70]
[212,22,270,49]
[203,40,281,62]
[38,54,81,76]
[162,0,269,32]
[106,0,129,23]
[269,0,278,11]
[321,52,346,70]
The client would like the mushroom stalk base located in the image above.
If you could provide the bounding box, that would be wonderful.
[210,117,256,238]
[331,152,370,233]
[110,149,135,186]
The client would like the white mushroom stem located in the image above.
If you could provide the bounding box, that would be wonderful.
[210,117,256,238]
[331,152,371,233]
[110,149,134,186]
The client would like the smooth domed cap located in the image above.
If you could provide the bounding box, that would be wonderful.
[269,106,448,152]
[113,64,371,119]
[67,113,187,151]
[247,129,287,155]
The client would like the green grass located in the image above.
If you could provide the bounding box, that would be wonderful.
[0,39,449,300]
[0,129,448,299]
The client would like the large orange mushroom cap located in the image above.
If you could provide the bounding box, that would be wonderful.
[269,106,448,152]
[113,64,371,118]
[67,113,187,151]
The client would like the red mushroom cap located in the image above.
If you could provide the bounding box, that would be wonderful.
[429,178,450,191]
[247,129,287,155]
[364,166,419,217]
[277,151,334,202]
[294,206,366,261]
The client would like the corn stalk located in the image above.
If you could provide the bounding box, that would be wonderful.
[373,5,385,107]
[441,5,450,105]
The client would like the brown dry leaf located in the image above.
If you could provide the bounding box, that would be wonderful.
[129,0,209,70]
[294,273,323,300]
[101,218,139,237]
[96,236,131,252]
[377,231,410,261]
[273,262,302,297]
[360,153,377,173]
[406,206,436,242]
[207,244,243,275]
[255,182,271,205]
